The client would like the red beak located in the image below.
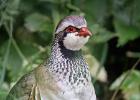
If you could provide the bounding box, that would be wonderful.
[77,27,92,37]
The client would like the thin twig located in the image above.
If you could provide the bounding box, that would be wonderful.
[0,39,11,86]
[11,39,28,64]
[0,18,13,86]
[4,18,29,65]
[126,51,140,58]
[110,58,140,100]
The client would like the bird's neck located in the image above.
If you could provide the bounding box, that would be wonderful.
[44,38,90,85]
[50,38,83,61]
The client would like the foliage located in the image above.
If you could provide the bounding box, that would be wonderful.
[0,0,140,100]
[110,70,140,100]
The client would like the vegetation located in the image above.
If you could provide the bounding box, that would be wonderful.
[0,0,140,100]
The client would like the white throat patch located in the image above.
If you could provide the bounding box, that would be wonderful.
[63,32,89,51]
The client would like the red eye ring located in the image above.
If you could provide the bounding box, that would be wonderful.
[65,26,77,33]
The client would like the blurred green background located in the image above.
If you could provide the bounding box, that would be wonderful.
[0,0,140,100]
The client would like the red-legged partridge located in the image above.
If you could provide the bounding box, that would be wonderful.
[6,15,96,100]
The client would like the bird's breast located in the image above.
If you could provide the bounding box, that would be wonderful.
[38,78,96,100]
[36,60,96,100]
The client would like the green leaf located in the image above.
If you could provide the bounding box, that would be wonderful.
[110,70,140,91]
[89,24,116,43]
[18,42,39,58]
[0,41,22,81]
[25,13,53,32]
[115,20,140,46]
[128,93,140,100]
[0,69,9,99]
[110,69,140,99]
[5,0,20,16]
[113,0,140,29]
[52,9,61,29]
[82,0,108,24]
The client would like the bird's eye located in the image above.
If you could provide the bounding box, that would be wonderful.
[65,26,77,33]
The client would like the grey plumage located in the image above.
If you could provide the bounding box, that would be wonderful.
[6,15,96,100]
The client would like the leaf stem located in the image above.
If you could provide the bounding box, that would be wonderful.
[126,51,140,58]
[110,58,140,100]
[4,18,29,66]
[0,38,12,86]
[0,17,13,86]
[11,39,28,65]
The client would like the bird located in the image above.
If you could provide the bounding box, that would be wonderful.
[6,15,96,100]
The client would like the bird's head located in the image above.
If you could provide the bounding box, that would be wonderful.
[55,15,92,51]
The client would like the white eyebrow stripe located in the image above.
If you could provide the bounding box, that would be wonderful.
[77,25,87,28]
[55,22,87,34]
